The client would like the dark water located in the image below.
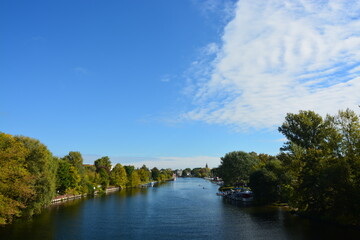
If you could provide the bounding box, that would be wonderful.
[1,178,359,240]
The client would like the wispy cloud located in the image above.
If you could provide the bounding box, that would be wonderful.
[160,74,172,82]
[82,154,220,169]
[127,156,220,169]
[185,0,360,130]
[192,0,236,24]
[74,67,89,75]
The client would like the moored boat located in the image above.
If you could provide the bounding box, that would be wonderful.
[217,189,254,202]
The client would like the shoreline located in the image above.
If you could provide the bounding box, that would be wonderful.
[50,180,168,205]
[50,187,121,204]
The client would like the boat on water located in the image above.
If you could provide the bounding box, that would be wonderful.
[236,190,253,202]
[217,189,254,202]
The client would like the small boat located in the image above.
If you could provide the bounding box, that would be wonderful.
[217,189,254,202]
[237,190,253,202]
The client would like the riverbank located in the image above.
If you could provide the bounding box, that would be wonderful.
[50,181,167,204]
[211,179,360,229]
[292,210,360,230]
[270,203,360,229]
[51,187,121,204]
[2,177,360,240]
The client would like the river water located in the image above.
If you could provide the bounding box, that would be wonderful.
[0,178,359,239]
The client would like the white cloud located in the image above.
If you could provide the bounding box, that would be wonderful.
[160,74,172,82]
[124,156,220,169]
[83,154,220,169]
[192,0,236,24]
[185,0,360,130]
[203,42,219,55]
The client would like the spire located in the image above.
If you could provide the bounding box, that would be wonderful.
[205,163,208,169]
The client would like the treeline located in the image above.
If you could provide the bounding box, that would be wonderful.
[181,167,211,178]
[0,133,173,224]
[57,153,173,195]
[215,109,360,226]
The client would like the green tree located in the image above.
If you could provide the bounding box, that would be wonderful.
[0,133,34,224]
[191,168,202,177]
[98,168,110,189]
[278,111,327,212]
[182,168,191,177]
[278,109,360,224]
[56,159,73,194]
[110,163,128,188]
[278,110,326,151]
[323,109,360,221]
[94,156,112,173]
[249,157,289,203]
[138,165,151,183]
[124,165,135,177]
[218,151,259,186]
[62,151,83,169]
[151,167,161,181]
[15,136,57,217]
[127,170,141,187]
[83,165,97,193]
[249,168,278,203]
[161,168,174,180]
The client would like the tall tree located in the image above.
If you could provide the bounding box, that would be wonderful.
[151,167,161,181]
[62,151,86,192]
[124,165,135,177]
[56,159,73,194]
[218,151,259,186]
[127,170,141,187]
[110,164,128,188]
[94,156,112,173]
[138,165,151,183]
[278,109,360,223]
[62,151,83,169]
[0,133,34,224]
[15,136,57,217]
[278,110,325,151]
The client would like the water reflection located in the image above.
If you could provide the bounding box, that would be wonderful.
[0,178,359,240]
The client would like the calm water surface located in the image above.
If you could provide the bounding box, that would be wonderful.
[1,178,359,239]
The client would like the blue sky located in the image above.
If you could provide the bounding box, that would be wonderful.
[2,0,360,169]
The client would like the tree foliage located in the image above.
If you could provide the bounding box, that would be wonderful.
[138,165,151,183]
[62,151,83,169]
[0,133,34,224]
[15,136,57,217]
[218,151,258,186]
[278,110,326,150]
[0,131,170,224]
[111,164,128,188]
[277,109,360,224]
[127,170,141,187]
[249,169,278,203]
[94,156,111,173]
[151,167,161,181]
[124,165,135,177]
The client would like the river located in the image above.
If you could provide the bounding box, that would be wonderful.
[0,178,359,239]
